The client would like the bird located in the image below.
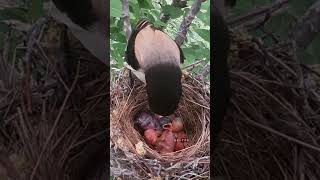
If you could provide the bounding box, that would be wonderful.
[134,111,161,132]
[155,129,175,154]
[212,1,232,147]
[125,19,185,117]
[173,131,189,151]
[49,0,107,65]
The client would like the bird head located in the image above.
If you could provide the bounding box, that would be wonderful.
[145,63,182,116]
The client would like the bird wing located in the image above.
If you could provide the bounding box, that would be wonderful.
[125,20,147,70]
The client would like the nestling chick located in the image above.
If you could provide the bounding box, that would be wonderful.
[144,129,161,146]
[134,112,160,132]
[174,131,189,151]
[172,117,183,132]
[156,129,175,154]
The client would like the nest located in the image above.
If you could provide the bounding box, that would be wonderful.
[110,69,210,163]
[213,32,320,179]
[0,18,109,180]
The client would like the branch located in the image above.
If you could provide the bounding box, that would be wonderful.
[175,0,203,46]
[226,0,289,28]
[121,0,132,41]
[288,1,320,53]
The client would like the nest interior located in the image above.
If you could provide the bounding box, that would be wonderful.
[110,70,210,162]
[0,18,109,180]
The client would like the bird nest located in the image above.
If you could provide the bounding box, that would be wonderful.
[110,68,210,163]
[213,31,320,179]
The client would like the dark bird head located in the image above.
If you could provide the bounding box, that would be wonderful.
[145,63,182,116]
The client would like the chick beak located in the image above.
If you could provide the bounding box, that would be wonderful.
[158,116,172,130]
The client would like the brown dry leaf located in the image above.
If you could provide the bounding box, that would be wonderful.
[116,137,126,150]
[135,141,146,156]
[181,69,189,80]
[112,109,119,117]
[149,176,162,180]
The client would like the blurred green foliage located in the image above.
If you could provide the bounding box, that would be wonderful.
[110,0,210,69]
[0,0,43,54]
[231,0,320,64]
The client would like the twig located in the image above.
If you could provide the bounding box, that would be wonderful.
[252,38,297,78]
[122,0,132,41]
[227,0,289,27]
[232,100,320,154]
[200,63,210,77]
[71,130,107,149]
[34,40,69,91]
[30,61,80,180]
[182,59,206,70]
[175,0,203,46]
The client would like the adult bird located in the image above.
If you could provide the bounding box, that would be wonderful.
[49,0,107,65]
[212,1,233,146]
[125,19,185,117]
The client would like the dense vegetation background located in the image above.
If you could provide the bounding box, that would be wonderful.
[229,0,320,64]
[110,0,210,69]
[1,0,319,66]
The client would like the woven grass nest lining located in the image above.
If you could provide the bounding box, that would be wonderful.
[111,69,210,162]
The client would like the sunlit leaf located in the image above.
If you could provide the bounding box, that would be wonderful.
[111,0,122,17]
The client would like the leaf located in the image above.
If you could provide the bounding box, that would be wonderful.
[111,0,122,17]
[288,0,315,17]
[137,0,153,9]
[303,33,320,64]
[0,8,29,22]
[154,20,167,27]
[129,0,140,19]
[162,5,184,19]
[265,12,295,38]
[195,29,209,41]
[196,11,209,25]
[29,0,43,21]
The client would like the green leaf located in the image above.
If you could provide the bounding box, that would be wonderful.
[111,0,122,17]
[265,12,295,38]
[303,33,320,64]
[288,0,315,17]
[29,0,43,21]
[196,11,209,25]
[137,0,153,9]
[0,8,29,22]
[162,5,184,19]
[195,29,209,41]
[154,20,167,27]
[129,0,140,19]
